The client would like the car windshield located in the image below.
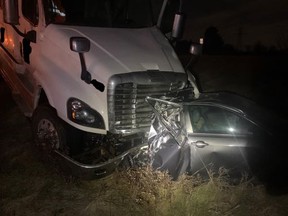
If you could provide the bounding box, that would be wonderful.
[43,0,165,28]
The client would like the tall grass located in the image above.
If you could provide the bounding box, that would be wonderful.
[81,166,287,216]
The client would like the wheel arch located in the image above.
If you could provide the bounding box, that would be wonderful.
[34,86,57,114]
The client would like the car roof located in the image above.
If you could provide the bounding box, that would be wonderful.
[184,92,253,113]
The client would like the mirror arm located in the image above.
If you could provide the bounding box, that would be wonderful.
[179,0,184,13]
[10,25,36,43]
[79,53,91,84]
[157,0,168,28]
[78,53,105,92]
[11,24,26,38]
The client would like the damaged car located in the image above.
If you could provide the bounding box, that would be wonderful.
[146,92,288,181]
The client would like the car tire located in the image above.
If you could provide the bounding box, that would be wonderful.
[32,105,69,155]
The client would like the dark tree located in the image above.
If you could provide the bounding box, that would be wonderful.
[203,26,224,54]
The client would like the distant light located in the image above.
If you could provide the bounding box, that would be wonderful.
[199,38,204,44]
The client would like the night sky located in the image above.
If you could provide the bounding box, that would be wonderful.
[183,0,288,49]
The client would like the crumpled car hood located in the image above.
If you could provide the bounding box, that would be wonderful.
[146,97,191,179]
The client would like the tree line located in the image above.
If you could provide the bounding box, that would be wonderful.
[176,26,288,56]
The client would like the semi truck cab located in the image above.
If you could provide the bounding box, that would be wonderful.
[0,0,198,178]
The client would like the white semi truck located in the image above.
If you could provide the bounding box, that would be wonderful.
[0,0,198,178]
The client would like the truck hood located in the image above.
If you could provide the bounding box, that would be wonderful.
[43,25,184,84]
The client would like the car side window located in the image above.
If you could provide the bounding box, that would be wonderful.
[188,105,253,135]
[22,0,39,26]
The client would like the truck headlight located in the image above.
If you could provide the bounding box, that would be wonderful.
[67,98,105,129]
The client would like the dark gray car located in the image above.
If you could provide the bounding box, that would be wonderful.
[146,92,287,182]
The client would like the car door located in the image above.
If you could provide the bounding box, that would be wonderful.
[183,104,258,177]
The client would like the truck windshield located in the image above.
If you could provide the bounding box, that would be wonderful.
[43,0,165,28]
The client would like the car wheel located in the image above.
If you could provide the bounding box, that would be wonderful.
[32,105,69,155]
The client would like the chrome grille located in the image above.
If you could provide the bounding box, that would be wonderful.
[108,72,186,134]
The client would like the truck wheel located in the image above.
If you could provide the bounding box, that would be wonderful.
[32,105,69,155]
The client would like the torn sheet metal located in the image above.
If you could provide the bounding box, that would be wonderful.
[146,97,192,179]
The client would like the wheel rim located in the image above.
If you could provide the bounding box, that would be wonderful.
[36,118,60,150]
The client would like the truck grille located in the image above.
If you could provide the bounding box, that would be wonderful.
[108,72,186,134]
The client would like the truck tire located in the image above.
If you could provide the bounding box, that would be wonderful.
[32,105,69,155]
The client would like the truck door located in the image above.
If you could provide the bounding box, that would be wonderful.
[17,0,39,73]
[0,0,41,115]
[13,0,40,113]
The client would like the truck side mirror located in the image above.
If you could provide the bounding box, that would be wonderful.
[190,43,203,56]
[70,37,90,53]
[70,37,91,84]
[3,0,19,25]
[26,30,36,43]
[171,13,185,39]
[70,36,105,92]
[3,0,36,43]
